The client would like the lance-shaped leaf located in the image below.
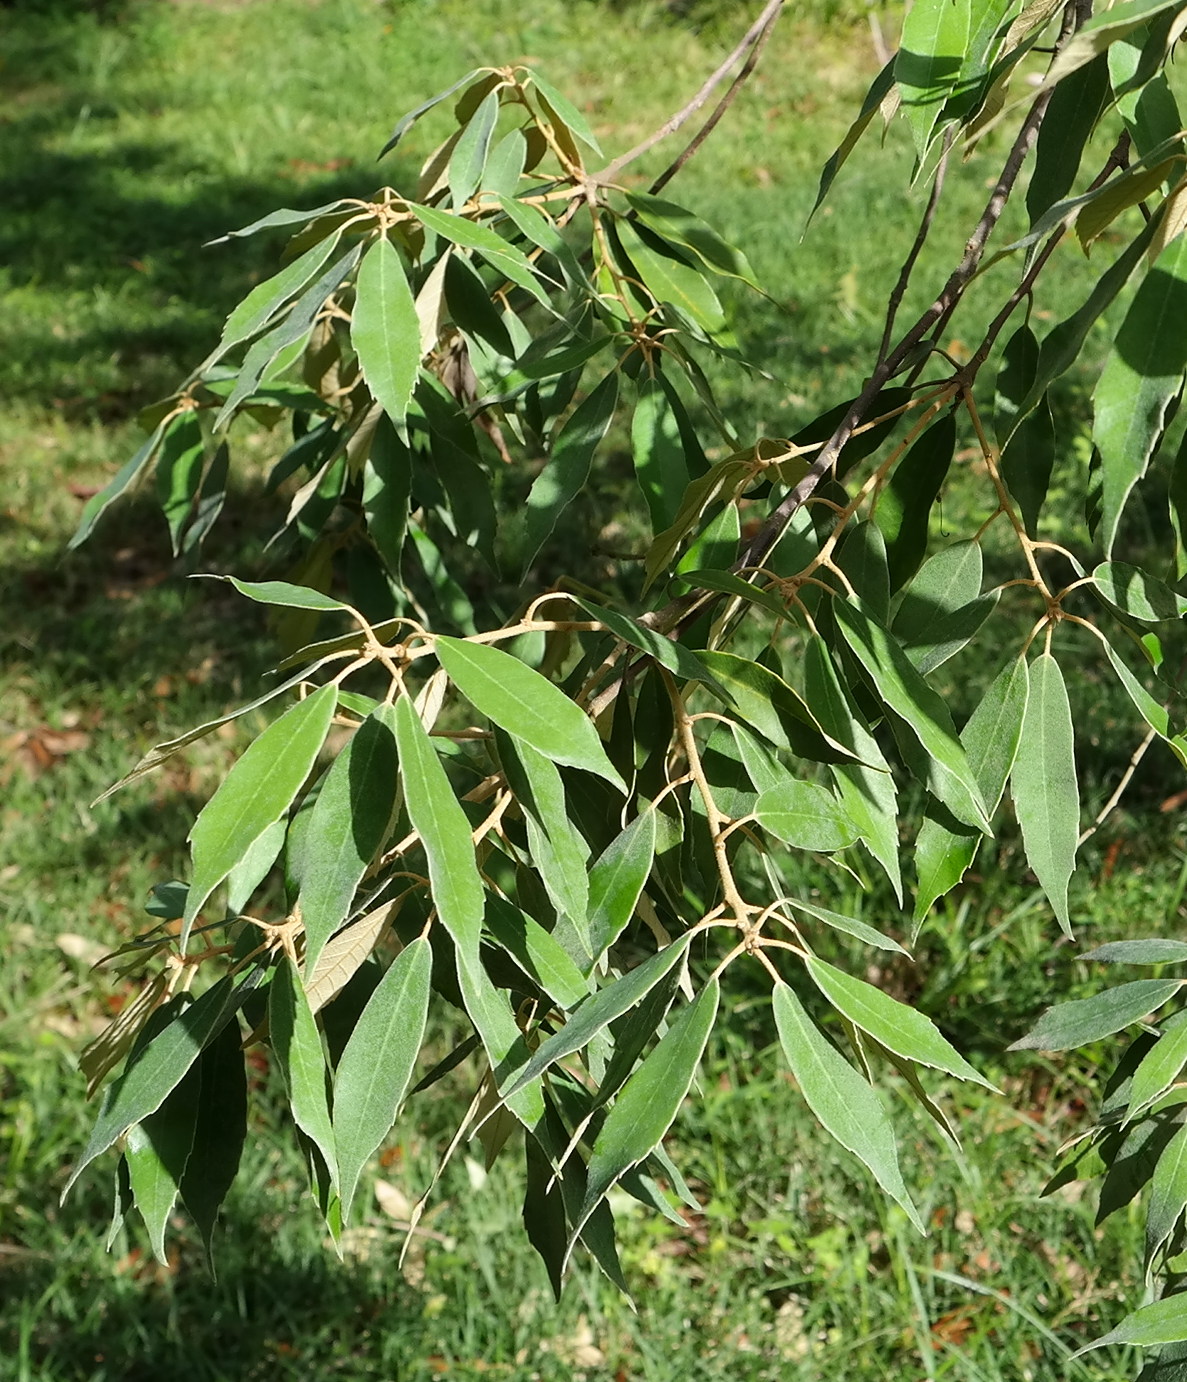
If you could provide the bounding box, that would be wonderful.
[409,201,549,306]
[524,68,602,153]
[836,521,890,622]
[501,370,619,577]
[394,696,542,1125]
[437,635,623,788]
[1148,1122,1187,1266]
[291,704,398,973]
[1128,1021,1187,1120]
[914,655,1029,923]
[586,809,657,965]
[1009,979,1184,1050]
[1084,940,1187,965]
[696,649,853,764]
[306,898,400,1014]
[377,69,485,159]
[495,194,590,291]
[449,87,500,208]
[1043,0,1187,94]
[364,413,413,574]
[571,978,718,1258]
[643,456,752,590]
[270,958,338,1190]
[756,781,860,853]
[499,732,590,946]
[785,897,909,956]
[772,981,923,1233]
[155,410,206,556]
[806,956,994,1089]
[1073,1291,1187,1357]
[834,598,988,832]
[1094,561,1187,622]
[179,1017,248,1268]
[875,413,956,592]
[1099,641,1187,768]
[333,936,431,1223]
[631,374,695,533]
[994,323,1056,537]
[184,683,337,944]
[215,232,344,364]
[209,576,353,614]
[614,217,728,337]
[810,56,897,220]
[352,236,421,431]
[65,973,256,1199]
[625,192,759,289]
[571,596,722,695]
[69,413,171,550]
[1026,54,1111,224]
[1011,654,1078,934]
[484,894,589,1010]
[126,1056,201,1265]
[896,0,972,156]
[500,936,693,1100]
[1094,232,1187,555]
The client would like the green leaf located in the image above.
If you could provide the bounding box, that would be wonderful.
[1009,979,1184,1050]
[333,937,431,1223]
[625,192,759,289]
[614,218,727,337]
[499,732,591,947]
[586,809,657,965]
[495,194,590,290]
[352,236,421,431]
[69,415,170,550]
[1043,0,1187,93]
[1074,1291,1187,1357]
[501,370,619,576]
[632,374,694,533]
[696,649,852,764]
[679,568,787,619]
[833,599,988,833]
[269,958,338,1190]
[994,324,1056,536]
[210,576,352,614]
[65,973,255,1199]
[292,704,399,973]
[784,897,909,956]
[807,956,994,1089]
[1129,1021,1187,1118]
[810,57,897,221]
[364,413,413,574]
[449,87,500,209]
[1094,232,1187,555]
[482,128,526,201]
[215,233,343,363]
[802,635,901,899]
[1094,561,1187,622]
[178,1017,247,1268]
[875,413,956,592]
[574,978,718,1252]
[212,200,351,242]
[1026,54,1110,224]
[126,1058,201,1265]
[184,683,337,944]
[772,981,923,1232]
[836,521,891,622]
[377,69,485,159]
[409,201,549,306]
[643,456,750,590]
[500,936,693,1100]
[1010,654,1078,935]
[914,656,1029,922]
[525,69,602,154]
[484,894,590,1010]
[570,596,722,694]
[896,0,972,156]
[1148,1122,1187,1264]
[155,410,206,556]
[437,635,624,788]
[1084,940,1187,964]
[756,781,860,853]
[893,541,995,675]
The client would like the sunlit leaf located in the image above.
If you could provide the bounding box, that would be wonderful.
[1009,979,1184,1050]
[352,236,421,431]
[270,958,338,1190]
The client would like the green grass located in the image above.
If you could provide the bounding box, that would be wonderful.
[2,0,1186,1378]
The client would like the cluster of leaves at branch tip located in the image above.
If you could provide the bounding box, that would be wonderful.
[64,3,1187,1367]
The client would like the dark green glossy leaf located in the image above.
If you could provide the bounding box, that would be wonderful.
[178,1017,247,1269]
[586,809,657,964]
[126,1058,201,1265]
[875,413,956,592]
[1010,979,1184,1050]
[995,324,1056,537]
[377,68,485,159]
[632,374,694,533]
[410,201,549,306]
[525,69,602,154]
[1026,54,1110,224]
[215,233,343,362]
[785,897,909,956]
[1129,1021,1187,1118]
[364,414,412,574]
[211,576,351,614]
[614,217,727,337]
[836,521,890,622]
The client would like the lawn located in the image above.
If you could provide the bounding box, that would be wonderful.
[1,1,1182,1377]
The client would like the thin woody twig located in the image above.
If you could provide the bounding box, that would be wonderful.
[596,0,784,185]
